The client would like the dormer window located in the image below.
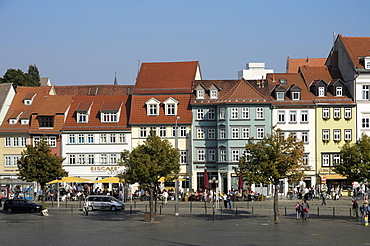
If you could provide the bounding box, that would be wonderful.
[100,101,122,123]
[163,97,179,116]
[318,87,325,97]
[75,101,93,123]
[101,112,118,123]
[24,99,32,105]
[365,57,370,69]
[38,116,54,128]
[21,119,29,125]
[9,119,17,125]
[77,112,88,123]
[292,92,300,100]
[209,84,219,99]
[23,93,36,105]
[276,92,285,100]
[145,98,161,116]
[197,90,204,99]
[367,62,370,69]
[336,87,343,96]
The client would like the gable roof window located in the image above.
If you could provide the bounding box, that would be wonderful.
[38,116,54,128]
[100,101,122,123]
[163,97,179,116]
[318,87,325,97]
[145,98,161,116]
[209,85,219,99]
[336,87,343,96]
[292,92,300,100]
[195,85,205,99]
[276,92,285,100]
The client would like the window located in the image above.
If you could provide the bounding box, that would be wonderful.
[33,136,40,145]
[77,112,88,123]
[149,104,158,116]
[322,130,330,141]
[322,154,330,166]
[69,154,76,165]
[208,129,215,139]
[276,92,285,100]
[208,108,215,120]
[292,92,300,100]
[109,134,116,143]
[322,108,330,119]
[256,108,264,119]
[13,137,19,147]
[21,119,29,125]
[140,127,147,138]
[219,108,225,120]
[78,134,85,144]
[333,129,341,141]
[197,109,204,120]
[38,116,54,127]
[301,132,308,144]
[118,134,125,143]
[289,110,297,123]
[344,129,352,141]
[232,150,240,162]
[333,154,341,165]
[110,154,118,164]
[333,108,341,119]
[278,111,285,123]
[48,137,56,147]
[242,128,250,139]
[242,107,249,119]
[219,128,226,139]
[318,87,325,97]
[21,137,26,147]
[256,127,264,139]
[301,110,308,123]
[179,126,186,137]
[78,154,85,165]
[100,154,107,165]
[87,134,94,143]
[231,108,238,119]
[231,128,239,139]
[220,149,226,162]
[210,90,218,99]
[344,108,352,119]
[88,154,94,164]
[197,90,204,99]
[166,104,175,116]
[172,126,178,137]
[69,134,75,144]
[101,112,117,123]
[4,155,20,167]
[100,134,107,143]
[197,128,204,139]
[303,154,308,166]
[208,149,216,162]
[362,85,369,100]
[367,62,370,69]
[197,149,205,161]
[336,87,343,96]
[180,151,187,164]
[159,126,167,137]
[362,118,370,128]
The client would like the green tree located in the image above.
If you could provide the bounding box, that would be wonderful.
[1,65,40,88]
[118,131,180,221]
[334,134,370,183]
[238,127,305,222]
[17,140,68,209]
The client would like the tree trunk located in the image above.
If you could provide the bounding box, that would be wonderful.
[41,184,46,210]
[149,183,154,222]
[273,183,279,222]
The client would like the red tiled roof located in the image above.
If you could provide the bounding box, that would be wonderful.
[100,101,122,111]
[134,61,199,94]
[287,58,326,73]
[130,94,192,124]
[63,94,130,131]
[33,95,73,115]
[191,80,270,105]
[75,101,93,111]
[54,85,133,96]
[339,35,370,68]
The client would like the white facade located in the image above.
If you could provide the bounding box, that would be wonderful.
[354,73,370,138]
[0,84,15,126]
[61,131,132,181]
[238,63,274,80]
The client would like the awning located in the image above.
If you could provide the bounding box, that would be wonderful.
[319,174,347,180]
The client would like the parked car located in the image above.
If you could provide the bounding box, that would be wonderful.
[86,195,125,211]
[3,199,42,213]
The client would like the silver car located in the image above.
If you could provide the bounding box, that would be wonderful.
[86,195,125,211]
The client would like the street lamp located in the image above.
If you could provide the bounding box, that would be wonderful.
[175,116,180,216]
[209,176,219,220]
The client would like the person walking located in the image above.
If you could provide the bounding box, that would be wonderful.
[163,189,168,204]
[301,200,309,220]
[83,198,91,216]
[352,199,359,218]
[295,202,301,220]
[321,186,327,206]
[360,200,369,223]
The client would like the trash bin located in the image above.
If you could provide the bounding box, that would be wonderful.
[144,212,151,222]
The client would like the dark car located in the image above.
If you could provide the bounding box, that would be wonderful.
[3,199,42,213]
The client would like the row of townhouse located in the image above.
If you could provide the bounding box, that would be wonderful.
[0,34,369,196]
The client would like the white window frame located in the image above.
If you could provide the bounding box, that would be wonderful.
[344,108,352,119]
[88,154,95,165]
[219,128,226,139]
[231,108,238,119]
[197,128,204,139]
[301,110,308,123]
[344,129,352,141]
[322,108,330,119]
[197,109,204,120]
[179,126,186,137]
[301,132,308,144]
[276,92,285,100]
[278,110,285,123]
[197,90,204,99]
[322,154,330,166]
[333,108,341,119]
[4,155,20,167]
[219,108,225,120]
[363,85,369,100]
[140,127,147,138]
[318,87,325,97]
[256,108,264,119]
[289,110,297,123]
[231,128,239,139]
[256,127,264,139]
[159,126,167,137]
[180,151,187,164]
[69,154,76,165]
[101,112,118,123]
[220,149,226,162]
[322,129,330,141]
[333,129,341,141]
[336,87,343,96]
[100,133,107,143]
[242,127,250,139]
[77,112,88,123]
[292,92,300,100]
[87,134,94,144]
[232,149,240,162]
[69,134,75,144]
[241,107,249,119]
[197,149,205,162]
[210,90,218,99]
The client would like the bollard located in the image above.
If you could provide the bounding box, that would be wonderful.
[190,201,192,214]
[160,205,162,215]
[204,202,207,215]
[285,207,287,216]
[145,205,147,213]
[333,207,335,217]
[71,205,73,213]
[130,205,132,214]
[317,206,320,216]
[252,207,254,215]
[134,200,136,209]
[221,207,223,215]
[350,208,352,218]
[236,207,238,217]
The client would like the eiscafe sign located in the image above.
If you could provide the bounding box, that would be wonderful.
[91,166,118,172]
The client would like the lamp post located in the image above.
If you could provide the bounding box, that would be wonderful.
[175,116,180,216]
[209,176,219,220]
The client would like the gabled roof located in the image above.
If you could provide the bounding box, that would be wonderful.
[63,94,131,131]
[191,79,270,105]
[54,85,133,96]
[338,34,370,68]
[130,94,192,124]
[0,83,14,109]
[287,57,327,73]
[265,73,314,106]
[134,61,200,94]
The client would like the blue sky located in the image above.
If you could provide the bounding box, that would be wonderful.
[0,1,367,86]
